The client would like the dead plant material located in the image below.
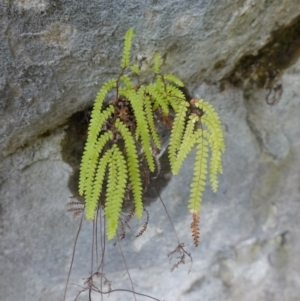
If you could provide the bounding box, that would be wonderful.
[168,243,193,273]
[190,213,200,247]
[136,208,149,238]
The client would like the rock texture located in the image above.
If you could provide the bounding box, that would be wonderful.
[1,1,300,301]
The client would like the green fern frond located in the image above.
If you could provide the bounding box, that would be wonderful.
[210,148,222,192]
[79,129,113,196]
[85,145,113,220]
[79,79,115,174]
[163,74,184,87]
[146,82,169,115]
[77,28,226,248]
[149,75,185,115]
[200,118,223,192]
[197,99,225,193]
[121,27,135,69]
[91,79,117,120]
[172,114,198,174]
[80,130,113,196]
[130,64,140,74]
[218,163,223,174]
[201,116,224,153]
[166,84,186,100]
[78,105,114,195]
[84,78,116,154]
[105,152,118,237]
[86,105,114,150]
[134,87,155,171]
[188,136,209,214]
[115,118,143,219]
[105,145,128,239]
[165,84,186,111]
[153,52,161,74]
[120,74,134,89]
[120,86,155,172]
[168,100,189,168]
[144,94,161,149]
[195,99,225,153]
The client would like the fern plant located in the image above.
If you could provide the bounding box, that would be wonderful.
[78,28,225,244]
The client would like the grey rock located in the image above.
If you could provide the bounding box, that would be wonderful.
[1,1,300,301]
[1,0,300,159]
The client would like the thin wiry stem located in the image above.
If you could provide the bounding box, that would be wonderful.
[89,288,92,301]
[155,187,193,273]
[68,206,163,301]
[91,216,95,276]
[98,205,105,301]
[87,215,95,301]
[154,188,180,244]
[96,207,106,272]
[63,211,84,301]
[97,205,106,301]
[114,67,126,105]
[117,235,137,301]
[71,283,163,301]
[95,208,99,270]
[92,286,162,301]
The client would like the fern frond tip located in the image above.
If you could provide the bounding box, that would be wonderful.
[121,27,136,69]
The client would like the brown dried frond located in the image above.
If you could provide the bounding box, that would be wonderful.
[82,272,113,294]
[124,208,135,224]
[119,208,135,240]
[67,208,83,213]
[103,278,112,294]
[84,275,94,289]
[135,208,149,237]
[67,201,83,206]
[168,243,193,273]
[168,243,182,258]
[119,224,126,240]
[190,213,200,247]
[94,272,112,293]
[119,221,126,240]
[168,243,185,272]
[170,254,185,272]
[67,207,84,219]
[67,200,84,219]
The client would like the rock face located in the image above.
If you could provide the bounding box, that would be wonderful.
[1,1,300,301]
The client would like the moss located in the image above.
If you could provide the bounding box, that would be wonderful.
[226,14,300,88]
